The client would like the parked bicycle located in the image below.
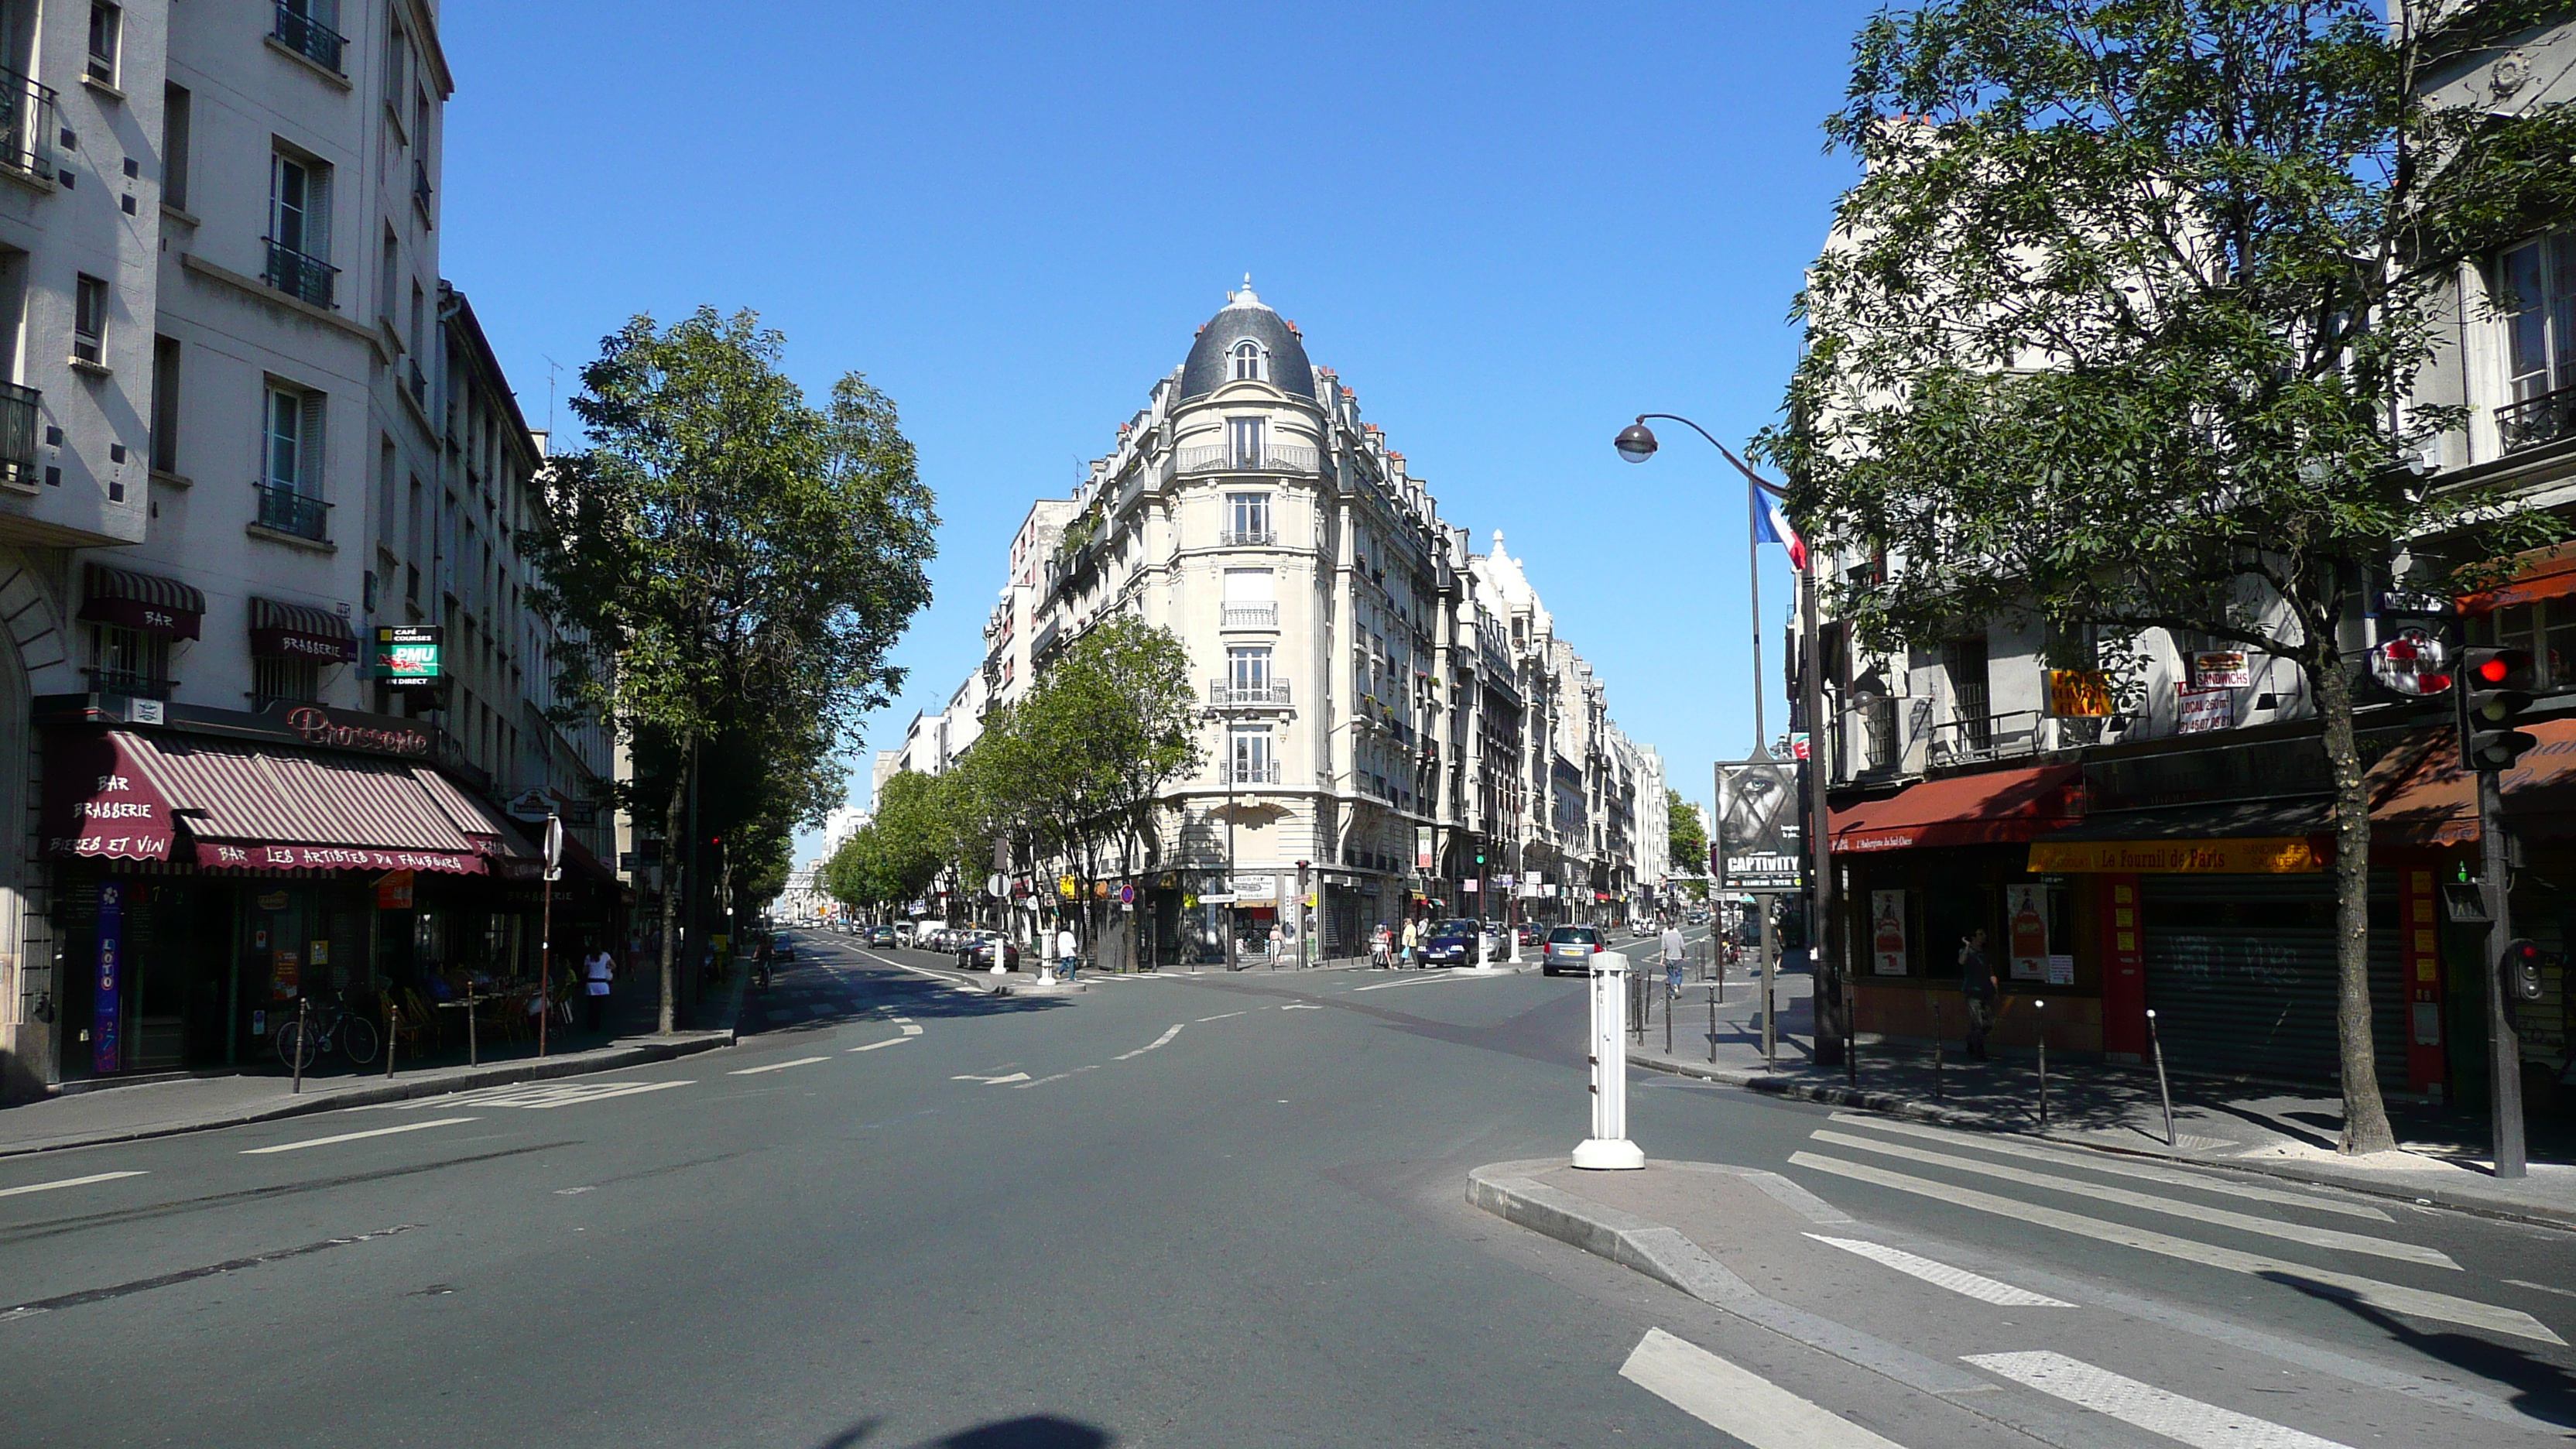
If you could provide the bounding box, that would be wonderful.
[274,992,380,1070]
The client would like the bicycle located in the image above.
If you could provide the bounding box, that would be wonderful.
[274,992,379,1070]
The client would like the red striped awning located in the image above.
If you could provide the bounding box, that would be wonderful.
[86,731,488,873]
[80,564,206,639]
[248,597,358,663]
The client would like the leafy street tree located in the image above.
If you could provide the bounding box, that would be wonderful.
[537,307,937,1029]
[1764,0,2576,1152]
[826,769,951,913]
[1667,789,1709,879]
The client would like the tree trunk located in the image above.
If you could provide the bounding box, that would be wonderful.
[656,748,688,1035]
[2314,645,2396,1153]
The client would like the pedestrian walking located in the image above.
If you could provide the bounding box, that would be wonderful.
[1401,916,1420,968]
[582,944,616,1032]
[1959,927,1996,1060]
[1370,922,1392,969]
[1057,924,1080,982]
[1268,923,1285,965]
[1660,922,1687,995]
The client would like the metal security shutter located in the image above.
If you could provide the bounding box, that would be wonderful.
[2141,873,2408,1089]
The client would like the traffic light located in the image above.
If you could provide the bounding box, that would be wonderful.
[2500,937,2547,1002]
[2459,647,2538,772]
[1475,846,1486,866]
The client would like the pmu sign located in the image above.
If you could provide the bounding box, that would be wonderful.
[375,625,443,687]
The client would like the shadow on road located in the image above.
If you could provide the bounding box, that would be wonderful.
[817,1415,1114,1449]
[2270,1275,2576,1430]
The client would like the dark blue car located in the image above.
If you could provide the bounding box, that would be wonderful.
[1421,918,1485,967]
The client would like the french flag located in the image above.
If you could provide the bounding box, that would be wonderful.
[1754,489,1807,571]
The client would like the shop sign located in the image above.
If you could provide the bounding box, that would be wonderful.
[1494,874,1515,889]
[1415,827,1434,870]
[2177,687,2233,735]
[1869,889,1908,975]
[2045,670,2116,718]
[374,625,443,687]
[1231,875,1276,899]
[271,947,300,1000]
[2026,837,2324,873]
[2006,882,2049,981]
[257,891,292,911]
[41,733,176,862]
[275,704,434,759]
[1461,879,1479,893]
[505,789,554,822]
[93,882,122,1074]
[375,869,416,909]
[204,842,485,874]
[2192,651,2250,688]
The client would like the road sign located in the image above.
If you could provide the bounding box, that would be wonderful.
[1199,892,1239,905]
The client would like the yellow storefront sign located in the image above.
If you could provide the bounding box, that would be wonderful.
[2045,669,2116,718]
[2026,837,2324,873]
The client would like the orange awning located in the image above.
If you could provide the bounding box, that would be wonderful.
[2369,719,2576,847]
[2458,542,2576,615]
[1830,764,2084,853]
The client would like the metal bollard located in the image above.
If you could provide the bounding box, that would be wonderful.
[1932,997,1944,1101]
[1708,985,1717,1064]
[385,1002,397,1080]
[291,995,308,1094]
[2148,1008,2176,1148]
[2035,998,2050,1129]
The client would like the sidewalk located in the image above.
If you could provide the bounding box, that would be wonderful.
[0,966,749,1159]
[1627,961,2576,1230]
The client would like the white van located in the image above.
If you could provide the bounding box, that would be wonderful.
[893,920,917,947]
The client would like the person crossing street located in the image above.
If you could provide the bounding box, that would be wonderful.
[1057,924,1081,983]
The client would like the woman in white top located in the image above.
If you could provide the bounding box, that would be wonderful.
[582,946,615,1032]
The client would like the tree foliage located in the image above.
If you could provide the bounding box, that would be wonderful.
[1667,788,1710,876]
[1759,0,2576,1152]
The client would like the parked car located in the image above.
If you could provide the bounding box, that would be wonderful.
[1516,921,1544,947]
[1420,918,1485,967]
[1540,924,1605,977]
[956,930,1021,971]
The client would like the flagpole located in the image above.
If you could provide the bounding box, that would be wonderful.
[1747,474,1766,755]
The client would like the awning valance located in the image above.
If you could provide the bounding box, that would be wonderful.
[2367,719,2576,847]
[1829,764,2084,853]
[248,597,358,663]
[2026,797,2331,873]
[79,563,204,639]
[40,731,179,861]
[2458,542,2576,616]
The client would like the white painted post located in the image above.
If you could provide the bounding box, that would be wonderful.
[1574,949,1645,1170]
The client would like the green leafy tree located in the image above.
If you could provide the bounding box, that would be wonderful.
[1667,789,1709,877]
[1763,0,2576,1151]
[536,307,936,1029]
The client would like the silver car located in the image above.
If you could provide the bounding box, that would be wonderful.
[1540,925,1603,977]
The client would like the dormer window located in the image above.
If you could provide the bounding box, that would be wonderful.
[1231,340,1266,382]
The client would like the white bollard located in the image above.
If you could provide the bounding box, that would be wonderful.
[1573,950,1645,1170]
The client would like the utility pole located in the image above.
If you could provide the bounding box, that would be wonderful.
[1801,553,1844,1068]
[2478,768,2526,1177]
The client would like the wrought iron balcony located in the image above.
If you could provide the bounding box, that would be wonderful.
[253,480,331,541]
[2498,384,2576,454]
[0,380,39,472]
[263,238,337,309]
[412,156,433,214]
[1221,602,1278,629]
[84,667,173,701]
[0,67,55,184]
[272,1,348,73]
[1924,708,2043,768]
[1218,528,1277,547]
[1229,761,1283,786]
[1175,444,1321,475]
[1207,680,1292,709]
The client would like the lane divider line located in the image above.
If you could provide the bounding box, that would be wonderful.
[1196,1011,1248,1022]
[1015,1065,1102,1089]
[242,1118,478,1154]
[1619,1327,1910,1448]
[1803,1235,2073,1307]
[727,1056,831,1076]
[0,1170,148,1199]
[848,1038,914,1053]
[1114,1024,1184,1061]
[1965,1350,2355,1448]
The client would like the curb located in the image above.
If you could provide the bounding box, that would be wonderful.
[1629,1052,2576,1233]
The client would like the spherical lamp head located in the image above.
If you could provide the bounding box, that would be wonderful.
[1614,421,1660,464]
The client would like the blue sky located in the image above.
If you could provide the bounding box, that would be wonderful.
[437,1,1881,857]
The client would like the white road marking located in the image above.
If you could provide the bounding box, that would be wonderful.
[242,1118,480,1154]
[2506,1277,2576,1300]
[951,1071,1031,1085]
[1788,1152,2562,1345]
[1826,1113,2393,1221]
[1195,1011,1248,1022]
[1015,1066,1101,1088]
[848,1037,914,1053]
[727,1056,831,1076]
[1805,1129,2453,1269]
[1349,972,1475,992]
[899,1023,923,1036]
[0,1170,147,1199]
[1966,1350,2355,1448]
[1619,1327,1910,1448]
[1279,1002,1321,1011]
[385,1080,690,1111]
[1804,1235,2073,1307]
[1114,1024,1184,1060]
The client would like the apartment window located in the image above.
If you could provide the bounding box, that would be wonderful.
[161,84,190,211]
[376,437,396,546]
[1230,340,1264,382]
[253,656,320,710]
[85,2,118,86]
[1226,492,1270,544]
[266,150,335,307]
[1231,726,1274,785]
[1943,637,1992,751]
[69,273,105,364]
[149,335,179,471]
[2499,231,2576,452]
[265,385,326,492]
[1228,646,1272,696]
[377,228,397,327]
[1228,416,1264,467]
[89,622,168,697]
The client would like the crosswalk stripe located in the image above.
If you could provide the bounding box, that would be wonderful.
[0,1170,147,1199]
[1806,1129,2454,1269]
[1825,1113,2392,1221]
[1619,1327,1911,1448]
[1804,1235,2072,1307]
[1787,1152,2562,1345]
[1966,1351,2353,1447]
[727,1056,831,1076]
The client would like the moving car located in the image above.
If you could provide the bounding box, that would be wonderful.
[1516,921,1544,947]
[864,924,896,947]
[957,930,1021,971]
[1540,924,1604,977]
[1420,918,1485,967]
[894,922,918,947]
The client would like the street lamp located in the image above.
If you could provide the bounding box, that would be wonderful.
[1612,413,1848,1070]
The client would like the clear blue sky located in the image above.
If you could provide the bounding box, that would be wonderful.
[437,1,1879,858]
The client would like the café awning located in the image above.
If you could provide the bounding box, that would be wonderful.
[79,563,204,639]
[248,597,358,663]
[2026,797,2332,873]
[1828,763,2084,853]
[2458,542,2576,615]
[2368,718,2576,847]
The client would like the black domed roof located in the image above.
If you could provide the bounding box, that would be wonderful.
[1179,282,1318,403]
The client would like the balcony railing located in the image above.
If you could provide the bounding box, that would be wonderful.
[254,480,331,541]
[1218,528,1277,547]
[1207,680,1292,709]
[0,380,38,472]
[263,238,337,309]
[406,357,427,409]
[1229,761,1283,786]
[1221,602,1278,629]
[412,156,433,215]
[1176,444,1321,475]
[272,2,348,73]
[0,67,56,184]
[1924,708,2043,769]
[84,668,173,701]
[2498,384,2576,454]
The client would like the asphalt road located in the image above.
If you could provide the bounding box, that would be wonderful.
[2,923,2569,1447]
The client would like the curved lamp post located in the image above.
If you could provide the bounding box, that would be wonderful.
[1612,414,1849,1071]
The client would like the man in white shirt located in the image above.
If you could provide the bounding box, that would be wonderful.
[582,945,615,1032]
[1057,925,1081,983]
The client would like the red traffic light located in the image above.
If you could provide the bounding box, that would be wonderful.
[2502,937,2547,1002]
[2463,647,2534,690]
